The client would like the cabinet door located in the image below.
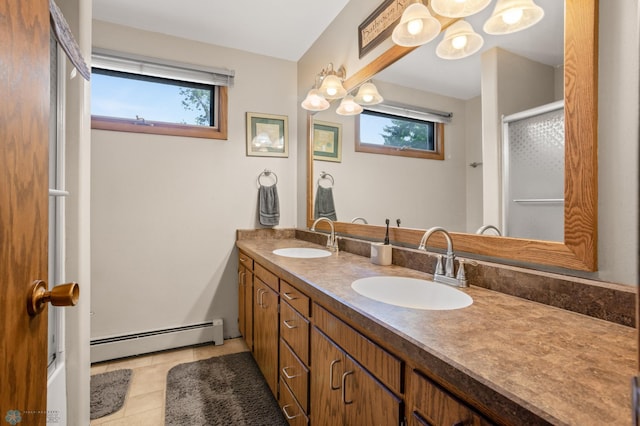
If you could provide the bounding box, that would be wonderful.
[310,328,345,426]
[254,277,279,397]
[408,369,494,426]
[244,267,254,351]
[343,355,402,426]
[238,266,246,339]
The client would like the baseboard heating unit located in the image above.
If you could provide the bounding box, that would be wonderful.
[90,319,223,363]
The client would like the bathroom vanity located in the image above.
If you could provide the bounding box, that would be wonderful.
[236,230,635,425]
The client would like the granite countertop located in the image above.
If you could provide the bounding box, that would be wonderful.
[236,238,636,426]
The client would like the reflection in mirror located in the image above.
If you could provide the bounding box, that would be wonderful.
[313,0,564,240]
[307,0,598,271]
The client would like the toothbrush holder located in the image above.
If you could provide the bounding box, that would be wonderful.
[371,243,392,266]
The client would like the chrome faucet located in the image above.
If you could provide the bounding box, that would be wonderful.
[311,217,338,252]
[476,224,502,236]
[419,226,467,287]
[351,217,368,224]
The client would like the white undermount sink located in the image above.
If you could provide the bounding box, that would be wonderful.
[351,276,473,310]
[272,247,332,258]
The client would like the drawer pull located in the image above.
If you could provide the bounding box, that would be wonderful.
[281,404,300,420]
[341,371,354,405]
[282,366,300,379]
[283,292,298,300]
[329,359,341,390]
[282,319,297,329]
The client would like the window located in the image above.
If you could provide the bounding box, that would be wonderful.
[91,50,233,139]
[356,103,450,160]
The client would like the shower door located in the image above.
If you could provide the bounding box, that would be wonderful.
[502,101,564,242]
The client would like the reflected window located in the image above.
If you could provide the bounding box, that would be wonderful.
[356,106,447,160]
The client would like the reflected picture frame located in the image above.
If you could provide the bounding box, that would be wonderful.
[246,112,288,157]
[313,120,342,163]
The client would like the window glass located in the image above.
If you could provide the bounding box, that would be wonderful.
[91,69,214,126]
[356,108,444,160]
[360,110,436,151]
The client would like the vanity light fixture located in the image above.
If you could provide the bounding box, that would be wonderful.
[317,63,347,100]
[436,19,484,60]
[302,65,384,114]
[336,95,363,116]
[353,81,384,105]
[301,88,330,111]
[483,0,545,35]
[391,2,442,47]
[431,0,492,18]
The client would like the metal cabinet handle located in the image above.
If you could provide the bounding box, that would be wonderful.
[281,404,299,420]
[282,366,299,379]
[329,359,341,390]
[341,371,354,405]
[283,292,297,300]
[282,319,297,329]
[256,288,265,308]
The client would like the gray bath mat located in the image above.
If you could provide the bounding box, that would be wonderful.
[90,368,132,419]
[165,351,287,426]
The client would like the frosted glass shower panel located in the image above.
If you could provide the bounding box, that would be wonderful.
[503,102,564,242]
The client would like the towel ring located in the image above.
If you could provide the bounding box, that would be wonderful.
[317,171,334,188]
[257,169,278,188]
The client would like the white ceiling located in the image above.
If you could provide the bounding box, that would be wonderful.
[92,0,350,61]
[92,0,563,100]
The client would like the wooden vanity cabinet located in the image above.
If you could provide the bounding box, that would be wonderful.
[406,369,494,426]
[253,264,280,397]
[311,327,402,426]
[237,251,253,351]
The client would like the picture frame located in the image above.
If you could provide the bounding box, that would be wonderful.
[313,120,342,163]
[246,112,288,157]
[313,121,342,163]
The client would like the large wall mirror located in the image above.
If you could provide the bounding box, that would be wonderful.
[306,0,598,271]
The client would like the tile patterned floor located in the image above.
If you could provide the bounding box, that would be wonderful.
[90,338,249,425]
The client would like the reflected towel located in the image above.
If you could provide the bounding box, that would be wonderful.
[259,184,280,226]
[314,186,337,221]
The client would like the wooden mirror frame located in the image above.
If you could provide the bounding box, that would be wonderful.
[307,0,598,271]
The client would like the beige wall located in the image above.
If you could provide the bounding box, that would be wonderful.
[91,21,299,341]
[299,0,639,285]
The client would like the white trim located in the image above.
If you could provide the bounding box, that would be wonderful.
[502,100,564,123]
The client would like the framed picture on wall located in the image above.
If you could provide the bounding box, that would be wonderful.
[313,120,342,163]
[246,112,289,157]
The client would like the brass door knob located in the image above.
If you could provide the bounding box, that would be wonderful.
[27,280,79,316]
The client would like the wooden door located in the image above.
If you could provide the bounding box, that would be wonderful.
[310,328,345,426]
[0,0,51,423]
[254,278,279,396]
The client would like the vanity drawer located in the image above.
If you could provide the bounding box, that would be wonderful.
[238,251,254,270]
[313,303,402,395]
[280,301,310,365]
[280,338,309,413]
[408,369,493,426]
[255,262,278,291]
[280,280,310,318]
[280,379,309,426]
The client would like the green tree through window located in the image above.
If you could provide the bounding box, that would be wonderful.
[380,118,434,150]
[179,88,212,126]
